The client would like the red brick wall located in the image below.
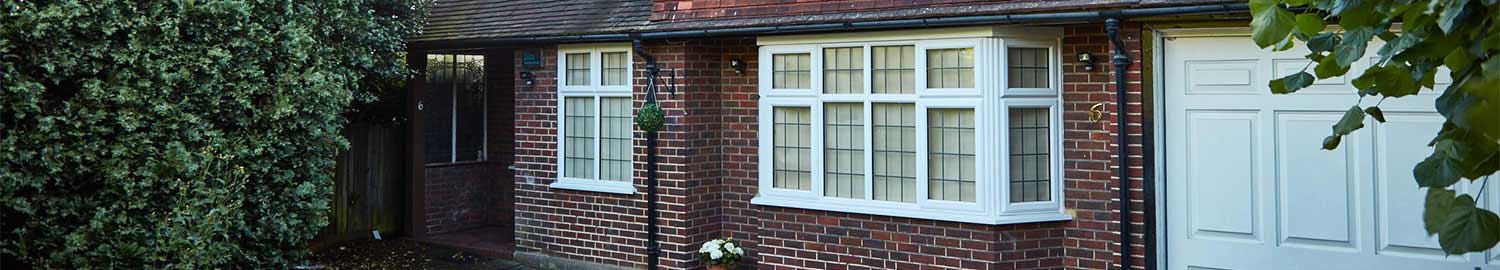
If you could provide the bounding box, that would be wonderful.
[424,164,500,234]
[507,22,1151,270]
[651,0,1013,21]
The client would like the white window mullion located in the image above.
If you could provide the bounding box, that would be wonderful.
[863,100,875,201]
[810,102,825,197]
[593,96,603,181]
[914,104,930,206]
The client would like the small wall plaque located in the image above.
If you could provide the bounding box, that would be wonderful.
[520,50,542,69]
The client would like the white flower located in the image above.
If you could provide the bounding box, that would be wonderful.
[724,242,736,250]
[708,249,724,259]
[732,247,744,255]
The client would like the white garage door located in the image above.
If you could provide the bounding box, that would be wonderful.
[1162,31,1485,270]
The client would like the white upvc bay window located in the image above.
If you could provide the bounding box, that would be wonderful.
[554,43,636,194]
[752,27,1069,225]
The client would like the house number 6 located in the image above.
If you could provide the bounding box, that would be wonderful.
[1088,103,1105,123]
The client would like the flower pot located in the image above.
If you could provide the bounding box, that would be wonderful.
[707,265,731,270]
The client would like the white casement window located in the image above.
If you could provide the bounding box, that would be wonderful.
[553,44,636,194]
[753,28,1068,224]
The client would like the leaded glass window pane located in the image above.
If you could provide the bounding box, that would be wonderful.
[602,52,628,86]
[873,103,916,202]
[824,103,865,198]
[927,108,976,202]
[772,53,811,89]
[823,47,864,94]
[563,97,595,179]
[565,53,591,86]
[1009,108,1051,202]
[773,107,813,190]
[925,48,974,89]
[872,46,915,94]
[1008,48,1050,89]
[600,97,633,182]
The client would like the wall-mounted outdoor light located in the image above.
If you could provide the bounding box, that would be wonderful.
[519,71,535,85]
[729,59,745,74]
[1077,52,1096,72]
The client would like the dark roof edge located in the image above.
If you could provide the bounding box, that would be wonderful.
[409,3,1248,50]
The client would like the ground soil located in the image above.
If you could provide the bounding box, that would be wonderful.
[305,239,528,270]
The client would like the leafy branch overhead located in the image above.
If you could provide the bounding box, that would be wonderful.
[1251,0,1500,254]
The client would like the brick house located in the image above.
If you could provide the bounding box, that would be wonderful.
[399,1,1461,269]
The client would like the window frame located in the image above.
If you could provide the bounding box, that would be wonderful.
[553,43,637,194]
[424,54,489,166]
[999,98,1063,214]
[752,35,1068,225]
[1001,39,1062,97]
[759,45,819,96]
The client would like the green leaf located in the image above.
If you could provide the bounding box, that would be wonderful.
[1335,27,1378,67]
[1274,72,1316,94]
[1322,134,1343,150]
[1295,13,1327,36]
[1270,77,1290,94]
[1376,32,1423,65]
[1425,188,1457,235]
[1251,0,1298,48]
[1414,153,1462,187]
[1275,36,1297,51]
[1315,52,1351,79]
[1439,195,1500,254]
[1364,106,1386,122]
[1307,33,1340,52]
[1437,0,1469,34]
[1332,105,1366,135]
[1353,65,1381,89]
[1374,64,1421,98]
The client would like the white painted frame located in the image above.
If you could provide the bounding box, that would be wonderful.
[999,97,1065,214]
[751,33,1070,225]
[916,38,988,98]
[1001,39,1064,97]
[554,43,636,194]
[759,45,819,97]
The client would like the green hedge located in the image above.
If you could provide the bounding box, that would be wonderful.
[0,1,424,268]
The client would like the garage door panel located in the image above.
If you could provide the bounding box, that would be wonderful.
[1166,34,1468,270]
[1275,112,1361,251]
[1185,60,1259,95]
[1372,113,1448,260]
[1186,110,1261,243]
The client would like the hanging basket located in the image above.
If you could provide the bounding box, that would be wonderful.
[635,102,665,133]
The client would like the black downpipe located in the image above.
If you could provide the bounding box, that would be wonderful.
[1106,18,1134,270]
[632,38,662,270]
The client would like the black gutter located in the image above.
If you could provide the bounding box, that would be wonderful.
[632,38,663,270]
[409,3,1247,49]
[1105,17,1134,270]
